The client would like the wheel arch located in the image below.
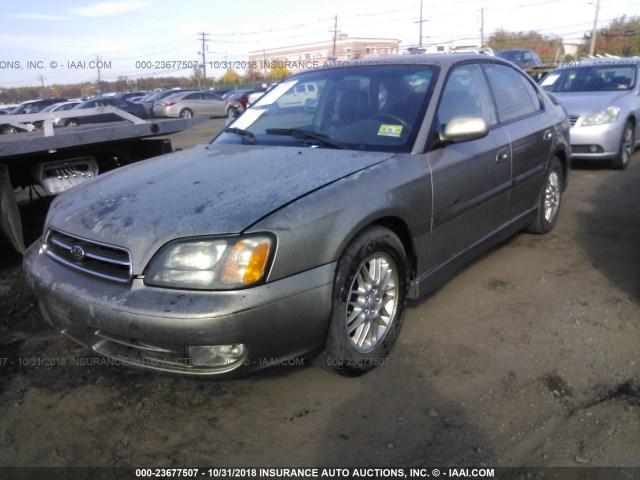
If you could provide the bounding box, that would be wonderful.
[625,114,637,143]
[552,147,570,191]
[338,216,417,281]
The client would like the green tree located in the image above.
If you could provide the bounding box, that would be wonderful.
[190,66,204,89]
[585,15,640,57]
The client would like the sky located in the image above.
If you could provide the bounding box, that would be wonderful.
[0,0,637,88]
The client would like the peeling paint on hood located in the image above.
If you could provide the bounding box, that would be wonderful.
[47,144,393,273]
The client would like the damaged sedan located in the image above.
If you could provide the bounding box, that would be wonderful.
[24,55,570,378]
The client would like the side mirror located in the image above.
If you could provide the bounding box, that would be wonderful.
[439,116,489,144]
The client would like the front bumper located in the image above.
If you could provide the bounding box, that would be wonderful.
[569,120,622,160]
[23,241,335,377]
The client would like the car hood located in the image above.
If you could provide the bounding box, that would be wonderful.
[553,91,629,117]
[47,144,393,272]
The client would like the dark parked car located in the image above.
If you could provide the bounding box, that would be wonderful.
[24,54,570,379]
[0,98,67,134]
[496,49,543,69]
[58,98,147,127]
[114,91,147,101]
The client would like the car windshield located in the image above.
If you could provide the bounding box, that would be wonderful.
[540,64,637,92]
[40,103,64,113]
[12,102,37,114]
[214,64,437,153]
[497,51,523,62]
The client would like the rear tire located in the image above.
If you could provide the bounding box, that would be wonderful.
[316,226,409,376]
[65,119,79,127]
[179,109,193,119]
[527,157,563,234]
[610,120,634,170]
[0,124,19,134]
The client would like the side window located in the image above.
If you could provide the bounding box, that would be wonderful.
[483,63,541,122]
[184,93,200,100]
[437,63,497,128]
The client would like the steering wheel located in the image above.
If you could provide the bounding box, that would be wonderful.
[371,114,410,129]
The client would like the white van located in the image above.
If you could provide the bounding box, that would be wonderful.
[277,82,317,109]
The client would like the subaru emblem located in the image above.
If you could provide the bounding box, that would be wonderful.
[70,245,85,260]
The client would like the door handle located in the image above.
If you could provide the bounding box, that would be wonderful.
[496,147,510,164]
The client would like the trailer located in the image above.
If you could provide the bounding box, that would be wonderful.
[0,107,205,253]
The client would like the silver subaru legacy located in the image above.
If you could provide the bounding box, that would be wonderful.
[24,55,571,378]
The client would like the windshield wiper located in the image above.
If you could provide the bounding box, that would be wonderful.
[265,128,343,149]
[222,127,258,144]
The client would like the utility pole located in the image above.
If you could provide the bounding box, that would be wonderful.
[332,15,339,59]
[198,32,211,89]
[480,8,484,47]
[413,0,428,52]
[37,75,45,89]
[96,55,102,94]
[589,0,601,56]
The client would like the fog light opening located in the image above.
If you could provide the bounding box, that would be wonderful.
[589,145,602,153]
[188,344,246,368]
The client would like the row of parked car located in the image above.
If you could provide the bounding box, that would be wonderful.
[3,56,638,172]
[0,87,270,134]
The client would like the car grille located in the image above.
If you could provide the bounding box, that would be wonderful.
[568,115,580,127]
[44,228,132,283]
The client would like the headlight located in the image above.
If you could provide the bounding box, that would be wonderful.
[144,235,274,290]
[581,106,620,126]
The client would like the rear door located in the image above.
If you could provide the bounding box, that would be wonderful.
[482,62,553,218]
[425,61,511,270]
[202,92,226,116]
[181,93,202,115]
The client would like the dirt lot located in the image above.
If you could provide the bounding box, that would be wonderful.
[1,118,639,472]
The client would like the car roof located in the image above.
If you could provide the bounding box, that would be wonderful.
[557,57,640,68]
[300,54,517,74]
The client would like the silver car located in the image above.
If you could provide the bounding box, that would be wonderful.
[540,58,640,169]
[152,91,231,118]
[24,55,570,378]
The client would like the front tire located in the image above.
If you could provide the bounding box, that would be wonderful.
[317,226,409,376]
[610,120,634,170]
[527,157,563,234]
[65,119,79,127]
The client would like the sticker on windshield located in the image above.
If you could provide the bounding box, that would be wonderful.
[230,108,265,130]
[378,124,403,137]
[540,73,560,87]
